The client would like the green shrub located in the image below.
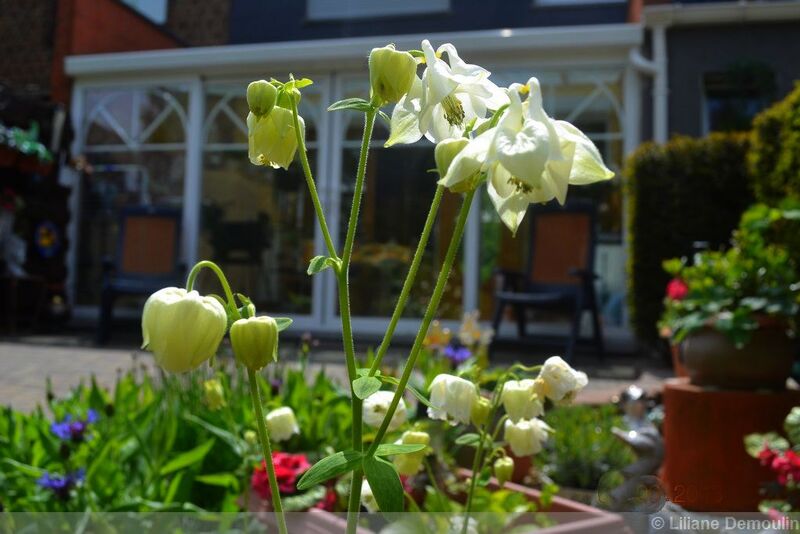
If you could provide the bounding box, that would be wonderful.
[538,404,633,490]
[624,134,754,343]
[749,82,800,203]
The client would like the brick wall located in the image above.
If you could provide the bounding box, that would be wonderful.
[0,0,57,98]
[167,0,230,46]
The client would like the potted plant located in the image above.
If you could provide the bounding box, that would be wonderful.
[659,203,799,389]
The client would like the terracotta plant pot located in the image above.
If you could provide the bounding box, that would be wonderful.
[458,469,631,534]
[681,324,796,390]
[669,343,689,379]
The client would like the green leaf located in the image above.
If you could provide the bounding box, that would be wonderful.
[293,78,314,89]
[363,456,404,513]
[353,376,382,400]
[275,317,293,332]
[744,432,788,458]
[357,368,380,377]
[379,375,433,409]
[196,473,240,492]
[374,443,427,456]
[455,433,481,447]
[183,413,244,456]
[296,450,362,490]
[328,98,373,112]
[307,255,340,275]
[786,407,800,445]
[159,439,215,476]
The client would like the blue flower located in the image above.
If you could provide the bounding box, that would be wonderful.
[443,345,472,365]
[50,411,99,442]
[37,469,85,500]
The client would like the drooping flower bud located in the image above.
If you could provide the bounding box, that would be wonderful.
[361,480,379,512]
[247,106,304,170]
[427,374,478,425]
[203,379,226,411]
[363,390,408,431]
[369,44,417,106]
[265,407,300,442]
[141,287,227,373]
[537,356,588,404]
[500,379,544,422]
[504,418,551,457]
[435,138,469,178]
[247,80,278,118]
[493,456,515,487]
[229,315,279,371]
[393,430,430,475]
[470,396,491,427]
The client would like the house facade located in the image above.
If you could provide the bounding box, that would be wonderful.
[44,0,800,338]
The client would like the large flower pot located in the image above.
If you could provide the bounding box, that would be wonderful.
[681,325,795,390]
[459,469,631,534]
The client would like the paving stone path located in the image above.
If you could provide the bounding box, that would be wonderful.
[0,340,669,412]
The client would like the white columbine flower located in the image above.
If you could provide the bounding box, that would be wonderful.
[486,78,614,234]
[504,418,552,456]
[427,374,478,425]
[386,40,507,146]
[537,356,589,404]
[265,407,300,442]
[361,480,379,512]
[500,379,544,422]
[363,390,408,431]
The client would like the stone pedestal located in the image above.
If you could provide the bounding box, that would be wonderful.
[661,378,800,511]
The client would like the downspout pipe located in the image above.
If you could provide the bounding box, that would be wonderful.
[628,24,669,143]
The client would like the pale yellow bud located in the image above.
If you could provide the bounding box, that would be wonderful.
[229,315,279,371]
[203,379,226,411]
[435,138,469,178]
[369,44,417,106]
[247,107,304,170]
[141,287,227,373]
[247,80,277,117]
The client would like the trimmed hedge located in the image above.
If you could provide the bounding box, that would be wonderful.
[624,134,754,343]
[749,82,800,203]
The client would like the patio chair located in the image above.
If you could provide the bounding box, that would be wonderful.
[96,206,183,344]
[490,200,604,362]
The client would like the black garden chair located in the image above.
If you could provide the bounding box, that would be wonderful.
[490,200,604,363]
[96,205,184,344]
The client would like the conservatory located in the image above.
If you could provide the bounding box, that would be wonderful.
[63,23,650,337]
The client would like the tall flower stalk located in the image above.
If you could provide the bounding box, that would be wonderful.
[140,39,613,533]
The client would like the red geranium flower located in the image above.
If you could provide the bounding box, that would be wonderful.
[315,486,338,511]
[251,452,311,499]
[666,278,689,301]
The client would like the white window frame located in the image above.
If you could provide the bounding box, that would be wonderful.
[307,0,449,21]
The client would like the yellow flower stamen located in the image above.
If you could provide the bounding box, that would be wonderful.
[442,94,465,127]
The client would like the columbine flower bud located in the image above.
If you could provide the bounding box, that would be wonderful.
[537,356,588,404]
[393,430,430,476]
[265,407,299,442]
[361,480,379,512]
[369,44,417,106]
[501,379,544,422]
[141,287,227,373]
[493,456,514,487]
[363,391,408,431]
[504,418,551,457]
[247,106,304,170]
[244,430,257,445]
[203,379,226,411]
[247,80,278,118]
[427,374,478,425]
[470,396,491,427]
[229,315,279,371]
[435,138,469,178]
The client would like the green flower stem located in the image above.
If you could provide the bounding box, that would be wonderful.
[185,260,237,313]
[289,96,338,260]
[342,107,377,534]
[463,427,487,533]
[247,368,287,534]
[368,184,445,377]
[366,189,476,457]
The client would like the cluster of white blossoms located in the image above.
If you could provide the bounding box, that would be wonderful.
[427,356,587,460]
[385,40,614,234]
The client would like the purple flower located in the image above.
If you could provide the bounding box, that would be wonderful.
[50,411,98,442]
[444,345,472,365]
[37,469,85,500]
